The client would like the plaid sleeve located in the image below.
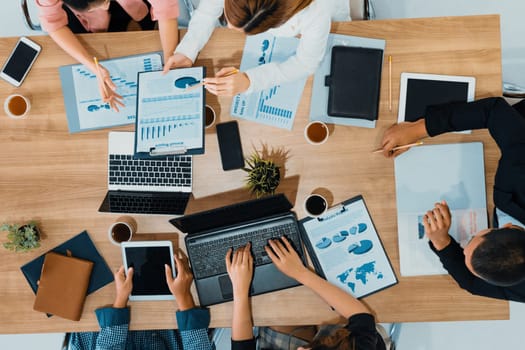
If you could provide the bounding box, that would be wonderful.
[94,307,130,350]
[180,329,214,350]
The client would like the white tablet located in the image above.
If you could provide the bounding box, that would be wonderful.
[121,241,176,301]
[397,72,476,124]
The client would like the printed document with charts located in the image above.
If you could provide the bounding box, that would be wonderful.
[395,142,488,276]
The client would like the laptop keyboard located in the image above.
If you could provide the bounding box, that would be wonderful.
[107,191,190,215]
[108,154,192,188]
[188,221,301,279]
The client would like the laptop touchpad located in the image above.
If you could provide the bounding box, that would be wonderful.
[219,275,233,300]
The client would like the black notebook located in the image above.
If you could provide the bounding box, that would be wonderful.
[324,46,383,120]
[21,231,113,296]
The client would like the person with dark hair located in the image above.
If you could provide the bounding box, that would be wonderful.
[225,241,386,350]
[69,251,214,350]
[163,0,351,96]
[380,97,525,301]
[37,0,179,110]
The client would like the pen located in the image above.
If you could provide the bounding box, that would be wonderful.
[372,140,424,153]
[93,56,109,98]
[185,68,240,91]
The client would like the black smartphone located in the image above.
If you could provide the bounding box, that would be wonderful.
[216,121,245,170]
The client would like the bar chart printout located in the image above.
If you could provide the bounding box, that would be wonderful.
[62,53,163,132]
[231,33,307,130]
[135,68,204,155]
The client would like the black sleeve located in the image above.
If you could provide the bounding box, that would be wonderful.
[428,237,513,300]
[424,97,525,150]
[345,313,385,350]
[231,338,256,350]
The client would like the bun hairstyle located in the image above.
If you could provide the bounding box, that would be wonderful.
[224,0,313,35]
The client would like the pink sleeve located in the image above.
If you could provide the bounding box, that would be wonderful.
[148,0,179,21]
[36,0,68,33]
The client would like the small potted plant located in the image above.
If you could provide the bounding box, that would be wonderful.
[1,221,41,252]
[244,151,281,198]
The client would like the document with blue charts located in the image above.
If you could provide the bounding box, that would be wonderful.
[59,53,162,133]
[134,67,205,158]
[310,34,385,128]
[299,195,397,299]
[231,33,307,130]
[395,142,488,276]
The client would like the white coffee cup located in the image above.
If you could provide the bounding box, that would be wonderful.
[304,194,328,217]
[205,104,216,128]
[108,216,137,245]
[304,121,329,145]
[4,94,31,119]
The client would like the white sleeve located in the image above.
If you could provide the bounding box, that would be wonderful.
[175,0,223,62]
[244,7,331,93]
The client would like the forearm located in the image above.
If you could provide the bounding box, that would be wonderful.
[175,0,222,61]
[296,269,369,318]
[158,18,179,61]
[49,27,97,72]
[231,293,253,341]
[176,292,196,311]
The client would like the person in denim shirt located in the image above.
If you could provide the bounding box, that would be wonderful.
[69,250,213,350]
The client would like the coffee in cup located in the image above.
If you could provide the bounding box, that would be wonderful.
[304,194,328,217]
[108,216,137,245]
[205,104,216,128]
[304,121,329,145]
[4,94,31,119]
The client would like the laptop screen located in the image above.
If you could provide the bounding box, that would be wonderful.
[169,194,293,235]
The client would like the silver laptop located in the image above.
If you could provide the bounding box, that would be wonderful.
[98,132,192,215]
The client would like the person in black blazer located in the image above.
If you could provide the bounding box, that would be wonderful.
[380,97,525,302]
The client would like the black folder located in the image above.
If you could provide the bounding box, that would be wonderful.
[324,46,383,120]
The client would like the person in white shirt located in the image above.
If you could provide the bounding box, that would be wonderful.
[163,0,350,96]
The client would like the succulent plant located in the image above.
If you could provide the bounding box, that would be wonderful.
[1,221,41,252]
[244,152,281,198]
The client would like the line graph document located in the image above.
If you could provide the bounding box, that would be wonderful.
[134,67,205,157]
[230,33,307,130]
[60,53,162,133]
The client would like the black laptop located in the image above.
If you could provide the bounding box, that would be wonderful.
[170,194,306,306]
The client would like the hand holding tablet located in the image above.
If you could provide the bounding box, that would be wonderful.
[121,241,177,301]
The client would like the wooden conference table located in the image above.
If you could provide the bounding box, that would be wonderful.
[0,15,507,333]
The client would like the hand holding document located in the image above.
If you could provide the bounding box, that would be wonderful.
[93,57,124,112]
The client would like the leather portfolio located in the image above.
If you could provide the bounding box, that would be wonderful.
[324,46,383,120]
[33,252,93,321]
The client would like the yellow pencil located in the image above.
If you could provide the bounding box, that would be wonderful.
[93,56,109,98]
[388,55,392,112]
[373,140,424,154]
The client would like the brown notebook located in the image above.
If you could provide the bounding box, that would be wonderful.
[33,252,93,321]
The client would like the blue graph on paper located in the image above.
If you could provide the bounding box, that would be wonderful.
[231,33,307,130]
[70,54,162,131]
[136,68,204,153]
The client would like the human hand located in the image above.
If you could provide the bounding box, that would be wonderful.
[113,266,133,308]
[380,119,427,158]
[165,249,195,310]
[204,67,250,96]
[225,243,254,296]
[163,53,193,74]
[265,237,307,282]
[96,64,124,112]
[423,200,452,250]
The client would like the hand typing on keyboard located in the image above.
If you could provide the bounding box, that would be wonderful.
[265,236,308,282]
[225,243,254,297]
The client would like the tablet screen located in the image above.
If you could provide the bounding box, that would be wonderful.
[124,246,172,296]
[404,79,469,122]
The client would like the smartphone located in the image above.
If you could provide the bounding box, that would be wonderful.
[216,121,245,171]
[0,37,42,87]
